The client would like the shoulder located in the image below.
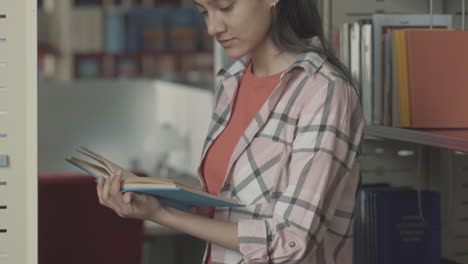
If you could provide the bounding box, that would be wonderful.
[292,59,365,134]
[292,57,360,112]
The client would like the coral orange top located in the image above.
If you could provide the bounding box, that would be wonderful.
[202,62,282,264]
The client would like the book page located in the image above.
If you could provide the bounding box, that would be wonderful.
[69,157,110,179]
[79,146,136,178]
[76,148,112,175]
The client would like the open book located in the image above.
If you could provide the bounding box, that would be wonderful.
[66,146,244,211]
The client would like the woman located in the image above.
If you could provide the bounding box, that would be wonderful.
[96,0,365,263]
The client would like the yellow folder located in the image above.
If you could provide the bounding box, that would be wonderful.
[393,30,411,127]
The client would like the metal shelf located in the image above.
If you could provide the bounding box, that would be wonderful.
[365,126,468,153]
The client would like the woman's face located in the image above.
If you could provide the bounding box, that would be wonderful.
[194,0,274,58]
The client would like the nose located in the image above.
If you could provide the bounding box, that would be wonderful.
[206,13,227,37]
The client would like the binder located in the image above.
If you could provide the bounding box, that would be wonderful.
[392,29,454,128]
[406,30,468,128]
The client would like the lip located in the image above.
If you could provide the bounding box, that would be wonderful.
[218,38,236,48]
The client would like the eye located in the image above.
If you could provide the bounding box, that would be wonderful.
[219,4,233,12]
[196,7,208,16]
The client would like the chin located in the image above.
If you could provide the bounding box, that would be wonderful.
[224,47,249,59]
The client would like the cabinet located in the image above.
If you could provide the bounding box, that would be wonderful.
[0,1,37,264]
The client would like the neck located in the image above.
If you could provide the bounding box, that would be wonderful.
[250,36,299,77]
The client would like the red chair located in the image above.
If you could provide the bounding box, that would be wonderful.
[39,172,146,264]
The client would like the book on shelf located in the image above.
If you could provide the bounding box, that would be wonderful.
[382,32,394,127]
[406,30,468,129]
[104,3,125,54]
[39,1,214,80]
[339,23,350,70]
[354,185,441,264]
[371,14,453,126]
[125,6,146,52]
[339,19,372,125]
[390,28,455,128]
[392,29,410,128]
[70,6,104,53]
[142,7,168,51]
[168,7,198,51]
[65,146,245,211]
[349,21,362,91]
[337,15,453,127]
[360,20,373,125]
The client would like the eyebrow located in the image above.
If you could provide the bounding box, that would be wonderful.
[193,0,219,7]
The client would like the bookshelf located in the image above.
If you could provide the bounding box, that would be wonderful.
[37,0,214,86]
[329,0,468,263]
[366,126,468,153]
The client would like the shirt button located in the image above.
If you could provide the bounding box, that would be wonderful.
[289,241,296,248]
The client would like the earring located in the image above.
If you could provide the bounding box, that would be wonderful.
[273,1,276,8]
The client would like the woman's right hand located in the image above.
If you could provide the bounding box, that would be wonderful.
[96,170,168,222]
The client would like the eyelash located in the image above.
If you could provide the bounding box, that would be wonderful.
[199,4,233,16]
[219,5,233,12]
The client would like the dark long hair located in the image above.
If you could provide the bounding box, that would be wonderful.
[271,0,353,85]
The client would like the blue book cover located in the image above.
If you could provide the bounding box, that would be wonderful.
[375,188,441,264]
[65,146,245,211]
[122,187,243,211]
[168,7,197,51]
[142,7,168,51]
[354,184,390,264]
[124,5,145,52]
[104,8,125,53]
[193,7,213,51]
[354,188,368,264]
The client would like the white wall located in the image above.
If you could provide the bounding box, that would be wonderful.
[154,80,213,177]
[38,79,213,180]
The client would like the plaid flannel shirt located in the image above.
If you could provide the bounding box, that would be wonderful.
[197,42,366,264]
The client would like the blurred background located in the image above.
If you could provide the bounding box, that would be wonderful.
[36,0,468,263]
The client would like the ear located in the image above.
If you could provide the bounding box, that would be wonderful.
[271,0,278,8]
[271,0,280,12]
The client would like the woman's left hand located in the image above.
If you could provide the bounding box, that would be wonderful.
[96,170,167,222]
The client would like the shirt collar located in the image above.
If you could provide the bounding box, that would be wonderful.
[216,55,251,79]
[216,36,327,79]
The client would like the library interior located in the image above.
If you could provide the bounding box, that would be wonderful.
[1,0,468,263]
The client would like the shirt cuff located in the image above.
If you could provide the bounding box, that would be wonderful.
[238,219,270,263]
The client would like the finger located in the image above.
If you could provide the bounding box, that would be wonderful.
[96,176,105,205]
[101,173,114,205]
[123,192,132,204]
[109,170,123,198]
[107,171,127,213]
